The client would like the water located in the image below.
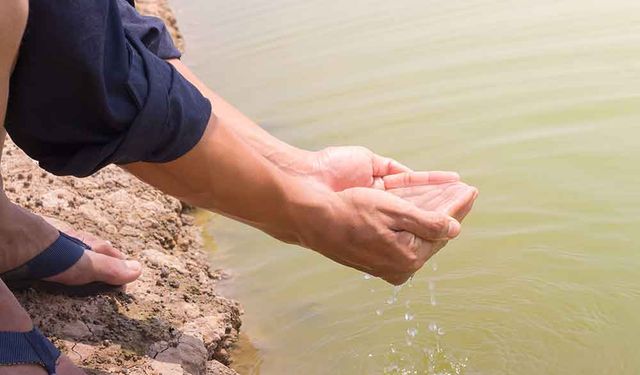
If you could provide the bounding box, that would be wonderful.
[174,0,640,373]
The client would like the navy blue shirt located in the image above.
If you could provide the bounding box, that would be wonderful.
[5,0,211,177]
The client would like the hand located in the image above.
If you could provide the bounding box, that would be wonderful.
[387,180,479,222]
[155,61,478,285]
[275,150,477,285]
[274,146,462,192]
[296,187,462,285]
[309,146,411,191]
[386,181,479,270]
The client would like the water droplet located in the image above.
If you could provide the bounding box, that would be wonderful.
[437,327,445,336]
[386,285,402,305]
[430,294,437,306]
[386,296,397,305]
[405,300,411,309]
[428,322,438,332]
[376,309,383,316]
[407,327,418,337]
[431,262,438,272]
[368,353,373,358]
[428,280,436,292]
[404,312,414,321]
[363,273,373,280]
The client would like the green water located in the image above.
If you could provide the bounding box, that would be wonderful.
[172,0,640,373]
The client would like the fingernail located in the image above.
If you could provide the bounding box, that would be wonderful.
[448,220,461,238]
[448,172,461,180]
[471,187,479,199]
[125,260,141,271]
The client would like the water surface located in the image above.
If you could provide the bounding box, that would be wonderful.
[173,0,640,373]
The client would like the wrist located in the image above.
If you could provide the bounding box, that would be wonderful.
[263,145,316,177]
[278,176,340,249]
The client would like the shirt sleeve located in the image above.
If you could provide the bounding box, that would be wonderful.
[117,0,182,60]
[5,0,211,177]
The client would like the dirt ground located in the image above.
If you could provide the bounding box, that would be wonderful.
[1,2,242,374]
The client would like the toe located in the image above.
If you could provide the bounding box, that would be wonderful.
[84,251,142,286]
[64,229,127,260]
[91,240,127,260]
[45,251,142,286]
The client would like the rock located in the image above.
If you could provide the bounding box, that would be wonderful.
[62,320,92,340]
[77,203,112,227]
[182,315,224,351]
[149,360,185,375]
[206,360,239,375]
[154,335,207,375]
[178,302,201,320]
[85,323,105,337]
[105,190,136,210]
[63,341,97,362]
[142,249,187,273]
[169,279,181,288]
[41,189,72,209]
[148,340,170,356]
[160,267,170,278]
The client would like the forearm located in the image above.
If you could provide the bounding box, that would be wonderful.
[124,114,325,244]
[124,61,468,285]
[168,60,309,169]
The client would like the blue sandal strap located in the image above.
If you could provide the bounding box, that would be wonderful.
[0,328,60,374]
[0,231,89,281]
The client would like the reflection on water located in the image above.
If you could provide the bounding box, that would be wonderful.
[176,0,640,374]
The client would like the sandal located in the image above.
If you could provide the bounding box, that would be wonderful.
[0,327,60,375]
[1,231,121,296]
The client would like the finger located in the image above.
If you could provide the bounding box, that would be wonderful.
[387,202,461,240]
[448,186,478,222]
[371,153,412,176]
[455,192,478,222]
[434,184,473,216]
[383,171,460,190]
[382,273,412,286]
[372,177,386,190]
[416,240,448,261]
[407,236,446,267]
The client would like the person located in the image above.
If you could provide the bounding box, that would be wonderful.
[0,0,478,374]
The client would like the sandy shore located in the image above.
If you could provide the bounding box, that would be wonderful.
[1,2,242,374]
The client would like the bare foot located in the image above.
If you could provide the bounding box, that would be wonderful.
[0,198,142,287]
[0,281,86,375]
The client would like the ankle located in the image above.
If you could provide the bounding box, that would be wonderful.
[0,281,33,332]
[0,200,59,273]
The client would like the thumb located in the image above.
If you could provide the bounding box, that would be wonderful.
[371,153,412,176]
[383,194,461,240]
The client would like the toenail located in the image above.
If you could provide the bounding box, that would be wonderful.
[125,260,141,271]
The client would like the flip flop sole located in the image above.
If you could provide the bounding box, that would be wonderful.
[5,277,123,297]
[1,231,126,297]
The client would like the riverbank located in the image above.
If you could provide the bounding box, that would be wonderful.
[1,2,242,374]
